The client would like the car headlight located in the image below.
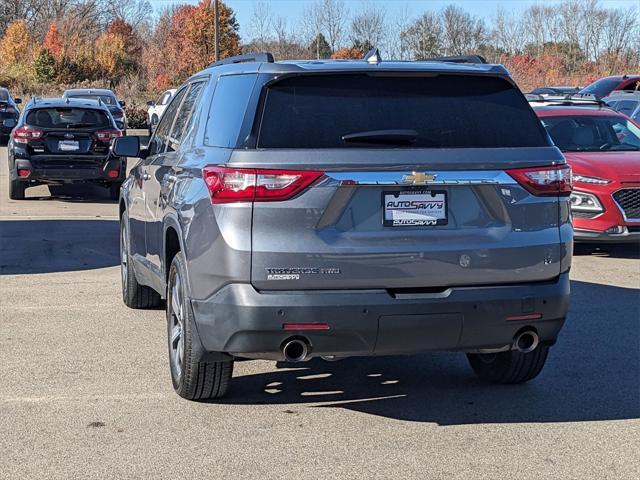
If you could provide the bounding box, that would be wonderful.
[569,191,603,212]
[573,174,611,185]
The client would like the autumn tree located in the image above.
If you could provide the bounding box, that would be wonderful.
[42,24,63,60]
[0,20,33,66]
[331,47,362,59]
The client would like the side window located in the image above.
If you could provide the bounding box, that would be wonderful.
[166,81,205,152]
[205,74,257,148]
[148,87,187,156]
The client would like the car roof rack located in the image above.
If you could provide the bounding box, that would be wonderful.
[423,54,487,64]
[527,92,609,107]
[209,52,274,68]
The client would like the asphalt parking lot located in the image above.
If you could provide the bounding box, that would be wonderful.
[0,145,638,480]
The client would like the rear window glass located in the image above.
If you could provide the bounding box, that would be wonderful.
[580,78,621,98]
[26,108,111,128]
[258,74,548,148]
[67,94,115,105]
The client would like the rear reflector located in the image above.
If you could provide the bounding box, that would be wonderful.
[107,169,119,178]
[282,323,330,330]
[506,164,572,196]
[17,169,31,178]
[506,313,543,321]
[203,166,324,203]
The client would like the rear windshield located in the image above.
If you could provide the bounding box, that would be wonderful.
[67,94,115,105]
[26,108,111,129]
[580,78,621,98]
[258,74,548,149]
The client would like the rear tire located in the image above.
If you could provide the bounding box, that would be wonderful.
[9,178,25,200]
[167,251,233,400]
[467,345,550,384]
[120,212,162,309]
[109,182,122,201]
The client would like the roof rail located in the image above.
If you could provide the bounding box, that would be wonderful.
[424,54,487,64]
[209,52,274,68]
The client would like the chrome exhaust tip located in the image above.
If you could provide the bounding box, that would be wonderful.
[513,330,539,354]
[282,338,309,362]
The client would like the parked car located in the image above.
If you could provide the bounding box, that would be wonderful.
[62,88,127,131]
[7,97,124,200]
[533,101,640,243]
[0,87,21,144]
[530,86,580,96]
[579,75,640,99]
[115,52,572,400]
[146,89,176,133]
[603,90,640,117]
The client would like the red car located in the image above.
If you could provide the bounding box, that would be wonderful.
[534,104,640,243]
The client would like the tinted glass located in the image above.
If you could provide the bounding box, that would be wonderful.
[608,99,639,115]
[149,87,187,155]
[167,82,205,152]
[205,74,257,148]
[258,74,548,149]
[580,78,621,98]
[632,107,640,123]
[0,89,8,101]
[26,108,111,128]
[541,115,640,152]
[68,94,115,105]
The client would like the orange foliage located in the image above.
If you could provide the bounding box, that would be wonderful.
[331,47,363,60]
[0,20,33,66]
[43,24,63,59]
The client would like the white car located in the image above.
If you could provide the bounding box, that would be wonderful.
[146,89,176,133]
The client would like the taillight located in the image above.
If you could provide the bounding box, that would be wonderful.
[11,127,44,144]
[506,164,572,196]
[95,130,123,142]
[203,166,324,203]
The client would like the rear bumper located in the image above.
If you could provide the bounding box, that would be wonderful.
[13,157,125,183]
[574,227,640,244]
[191,273,570,360]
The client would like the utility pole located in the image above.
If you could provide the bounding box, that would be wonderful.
[213,0,220,62]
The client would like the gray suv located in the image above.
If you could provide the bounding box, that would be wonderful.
[115,52,573,401]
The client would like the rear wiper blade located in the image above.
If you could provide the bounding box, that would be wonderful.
[341,129,418,145]
[67,123,94,128]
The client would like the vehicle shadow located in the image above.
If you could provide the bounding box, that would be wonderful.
[23,183,118,204]
[221,280,640,425]
[574,243,639,259]
[0,219,119,274]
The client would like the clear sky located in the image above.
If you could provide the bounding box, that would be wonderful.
[148,0,640,42]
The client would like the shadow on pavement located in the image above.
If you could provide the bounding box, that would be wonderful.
[23,183,118,204]
[222,280,640,425]
[574,243,639,259]
[0,219,119,274]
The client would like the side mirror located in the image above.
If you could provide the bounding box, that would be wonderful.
[146,100,154,106]
[14,98,21,104]
[2,118,16,128]
[112,136,147,159]
[119,100,126,107]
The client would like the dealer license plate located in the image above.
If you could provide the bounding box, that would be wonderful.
[58,140,79,152]
[383,190,447,227]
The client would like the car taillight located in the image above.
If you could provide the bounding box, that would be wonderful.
[11,127,44,144]
[506,164,572,196]
[95,130,123,142]
[203,166,324,203]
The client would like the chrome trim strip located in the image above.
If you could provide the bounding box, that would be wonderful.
[612,187,640,223]
[321,170,515,186]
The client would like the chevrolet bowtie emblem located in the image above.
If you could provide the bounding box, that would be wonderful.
[402,172,437,185]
